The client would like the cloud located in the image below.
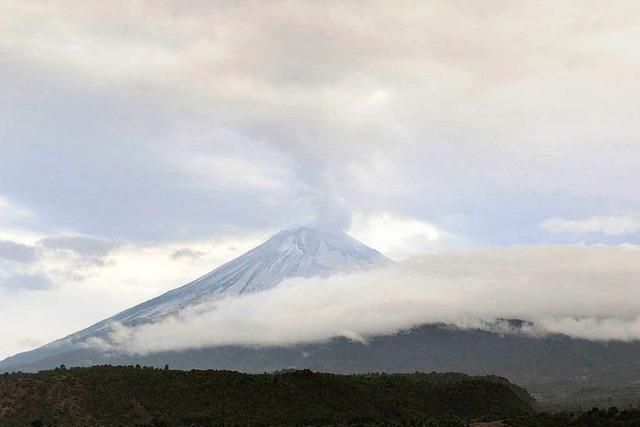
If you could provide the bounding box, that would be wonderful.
[304,194,352,232]
[0,240,37,263]
[88,244,640,355]
[541,214,640,236]
[39,236,121,257]
[2,1,640,246]
[0,273,52,291]
[33,236,123,277]
[348,212,447,260]
[171,248,204,260]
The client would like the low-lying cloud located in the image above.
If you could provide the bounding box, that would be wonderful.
[89,245,640,355]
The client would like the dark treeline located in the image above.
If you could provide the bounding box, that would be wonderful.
[0,365,532,426]
[508,406,640,426]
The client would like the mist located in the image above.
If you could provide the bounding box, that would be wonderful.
[88,244,640,355]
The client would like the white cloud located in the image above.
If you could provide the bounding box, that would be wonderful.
[4,0,640,212]
[88,244,640,356]
[541,214,640,235]
[348,212,446,260]
[157,129,301,195]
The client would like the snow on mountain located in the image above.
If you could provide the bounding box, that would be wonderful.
[104,226,388,324]
[0,227,389,370]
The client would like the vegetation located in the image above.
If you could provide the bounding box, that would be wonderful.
[506,407,640,426]
[0,366,533,426]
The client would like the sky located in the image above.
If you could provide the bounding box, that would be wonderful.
[1,0,640,359]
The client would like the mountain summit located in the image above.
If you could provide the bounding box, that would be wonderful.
[109,226,389,325]
[0,227,388,371]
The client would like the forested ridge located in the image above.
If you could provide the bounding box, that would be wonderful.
[0,365,532,426]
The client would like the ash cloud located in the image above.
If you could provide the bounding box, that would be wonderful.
[89,245,640,355]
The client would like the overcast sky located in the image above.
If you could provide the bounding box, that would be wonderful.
[1,0,639,359]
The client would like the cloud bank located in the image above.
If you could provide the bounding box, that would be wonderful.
[90,244,640,355]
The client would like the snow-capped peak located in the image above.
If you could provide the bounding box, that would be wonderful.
[124,227,389,319]
[43,227,388,342]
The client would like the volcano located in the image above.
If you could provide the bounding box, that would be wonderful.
[0,227,388,371]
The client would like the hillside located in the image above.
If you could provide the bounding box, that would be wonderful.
[6,324,640,408]
[0,366,533,426]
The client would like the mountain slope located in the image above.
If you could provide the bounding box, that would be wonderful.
[6,324,640,408]
[0,227,388,371]
[4,227,640,408]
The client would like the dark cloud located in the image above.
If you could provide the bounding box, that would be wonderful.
[0,240,37,263]
[171,248,205,260]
